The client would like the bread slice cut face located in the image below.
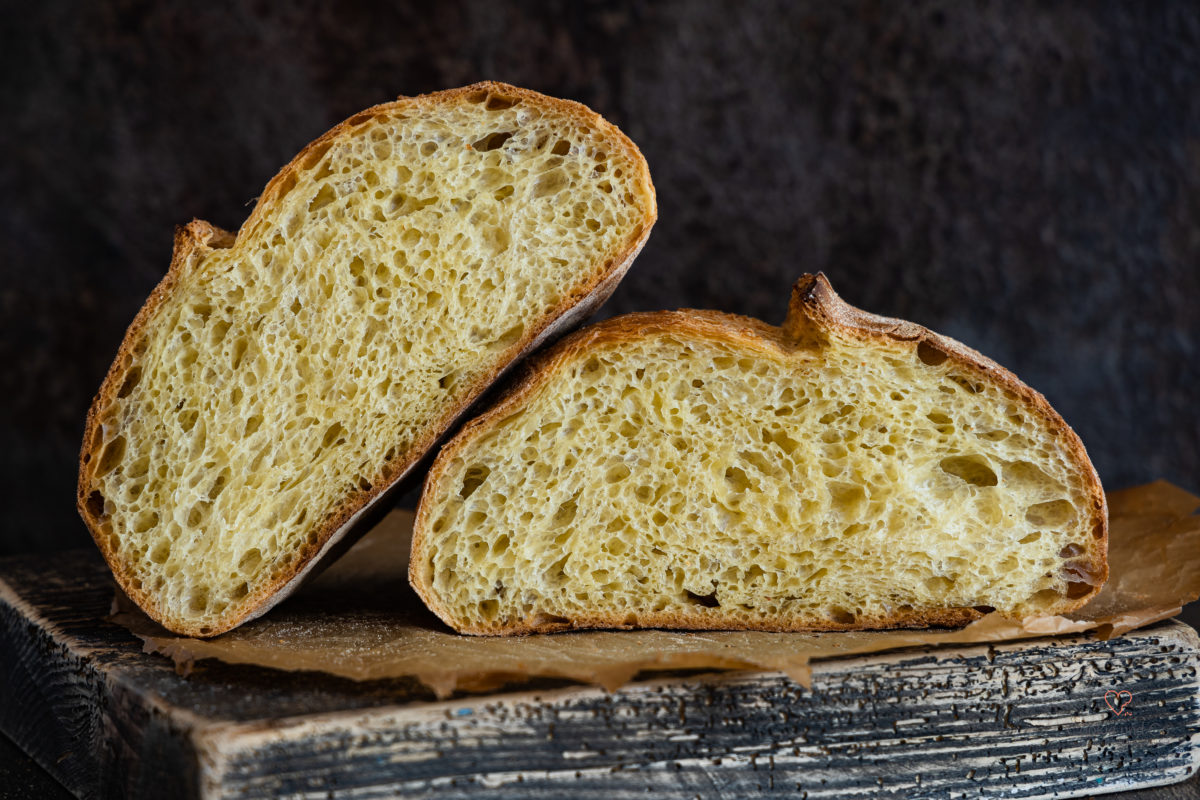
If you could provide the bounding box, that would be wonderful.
[411,274,1107,635]
[77,82,657,636]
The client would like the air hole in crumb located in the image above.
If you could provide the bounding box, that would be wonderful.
[828,607,856,624]
[551,139,570,156]
[973,605,996,614]
[949,375,982,393]
[1030,589,1062,606]
[472,131,513,151]
[97,436,127,476]
[1066,581,1094,599]
[321,423,346,448]
[300,140,333,170]
[188,587,209,614]
[1003,461,1055,489]
[605,464,631,483]
[309,183,336,212]
[86,490,106,518]
[274,170,299,200]
[465,90,488,104]
[134,511,159,533]
[829,482,867,517]
[485,95,516,110]
[210,470,230,499]
[117,367,142,398]
[924,575,955,594]
[1027,499,1075,528]
[685,588,720,608]
[532,169,568,198]
[545,553,569,585]
[1058,543,1084,559]
[551,499,578,528]
[238,549,262,573]
[939,455,998,487]
[917,340,949,366]
[724,466,751,493]
[460,465,491,499]
[149,540,171,564]
[1062,559,1101,586]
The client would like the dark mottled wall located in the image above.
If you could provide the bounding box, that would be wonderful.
[4,1,1198,563]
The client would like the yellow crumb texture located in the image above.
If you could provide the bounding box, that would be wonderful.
[80,84,655,635]
[417,303,1104,634]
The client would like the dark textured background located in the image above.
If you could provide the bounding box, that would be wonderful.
[3,0,1197,624]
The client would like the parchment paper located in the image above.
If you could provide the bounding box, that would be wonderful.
[112,481,1200,698]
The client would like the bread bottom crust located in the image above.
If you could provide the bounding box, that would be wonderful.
[454,606,986,636]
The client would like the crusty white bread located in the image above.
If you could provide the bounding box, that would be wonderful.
[411,274,1107,635]
[77,82,657,637]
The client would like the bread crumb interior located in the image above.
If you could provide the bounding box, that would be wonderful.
[420,328,1101,632]
[83,88,652,633]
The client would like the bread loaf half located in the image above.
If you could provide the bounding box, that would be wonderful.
[77,82,656,636]
[411,274,1107,635]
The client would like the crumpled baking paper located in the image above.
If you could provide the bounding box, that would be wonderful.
[111,481,1200,698]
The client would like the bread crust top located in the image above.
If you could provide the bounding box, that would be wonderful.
[77,82,657,636]
[410,273,1108,635]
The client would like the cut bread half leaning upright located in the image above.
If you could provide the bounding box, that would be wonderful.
[411,273,1107,635]
[77,82,657,636]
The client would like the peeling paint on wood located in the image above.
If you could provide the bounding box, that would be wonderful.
[1,550,1197,799]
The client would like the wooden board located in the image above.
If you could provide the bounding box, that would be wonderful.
[1,549,1198,799]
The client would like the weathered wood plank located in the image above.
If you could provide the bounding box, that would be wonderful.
[197,630,1200,799]
[1,549,1197,799]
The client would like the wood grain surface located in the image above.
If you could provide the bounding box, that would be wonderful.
[1,549,1197,799]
